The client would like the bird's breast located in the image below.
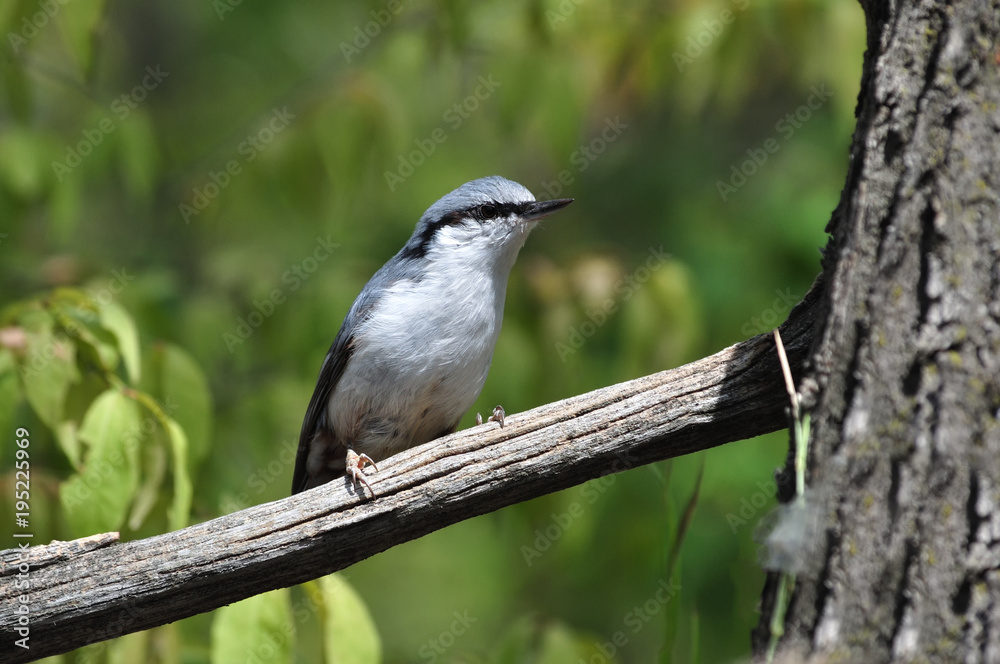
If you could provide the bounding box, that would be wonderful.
[326,265,508,459]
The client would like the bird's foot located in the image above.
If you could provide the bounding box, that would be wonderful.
[346,449,378,497]
[476,405,506,428]
[489,405,506,427]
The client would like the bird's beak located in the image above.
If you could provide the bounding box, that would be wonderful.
[523,198,574,221]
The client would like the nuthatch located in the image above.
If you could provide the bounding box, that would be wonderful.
[291,176,572,496]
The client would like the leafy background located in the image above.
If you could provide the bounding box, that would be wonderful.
[0,0,863,661]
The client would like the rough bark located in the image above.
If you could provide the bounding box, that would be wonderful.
[0,288,819,664]
[754,0,1000,661]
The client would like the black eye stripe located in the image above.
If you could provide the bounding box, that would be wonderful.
[465,202,522,221]
[399,201,529,260]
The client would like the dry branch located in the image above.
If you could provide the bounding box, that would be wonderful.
[0,282,820,663]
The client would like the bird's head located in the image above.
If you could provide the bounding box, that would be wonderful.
[399,176,573,270]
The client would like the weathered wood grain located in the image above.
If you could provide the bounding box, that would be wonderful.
[0,284,818,663]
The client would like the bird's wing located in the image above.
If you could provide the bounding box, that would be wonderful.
[290,259,417,494]
[290,322,355,494]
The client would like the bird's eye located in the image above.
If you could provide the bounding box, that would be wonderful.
[479,204,497,219]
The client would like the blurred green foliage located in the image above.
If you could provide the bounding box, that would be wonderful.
[0,0,863,661]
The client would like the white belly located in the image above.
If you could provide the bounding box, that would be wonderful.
[326,265,506,460]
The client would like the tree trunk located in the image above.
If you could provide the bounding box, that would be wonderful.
[754,0,1000,661]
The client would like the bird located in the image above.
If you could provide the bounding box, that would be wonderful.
[291,176,573,496]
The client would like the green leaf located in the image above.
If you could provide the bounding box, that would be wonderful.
[100,300,141,383]
[662,459,700,663]
[210,589,293,664]
[667,459,702,580]
[51,286,100,312]
[0,361,19,467]
[0,2,18,34]
[61,370,112,468]
[319,574,381,664]
[108,628,148,664]
[536,622,588,664]
[50,168,83,241]
[0,347,15,374]
[50,291,122,374]
[56,0,109,75]
[128,440,167,531]
[164,417,192,531]
[60,389,142,537]
[689,610,701,664]
[152,344,213,466]
[72,323,121,376]
[19,328,78,429]
[117,111,159,201]
[495,618,599,664]
[0,128,46,198]
[55,419,81,469]
[493,616,536,664]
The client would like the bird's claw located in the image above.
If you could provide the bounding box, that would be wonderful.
[476,405,506,427]
[346,449,378,497]
[489,405,506,427]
